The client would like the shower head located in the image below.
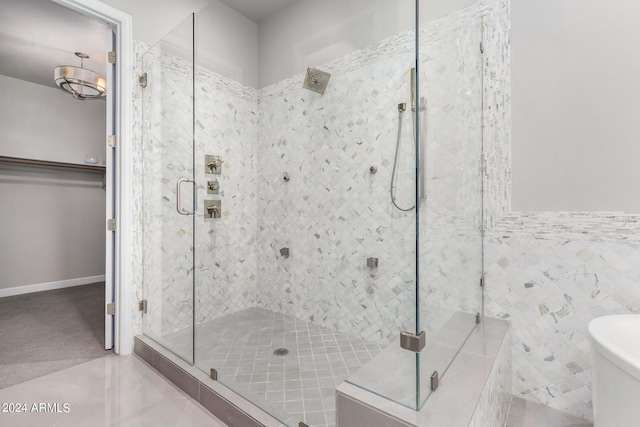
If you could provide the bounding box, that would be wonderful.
[302,67,331,95]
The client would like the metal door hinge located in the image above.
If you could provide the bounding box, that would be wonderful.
[210,368,217,381]
[108,51,116,64]
[400,331,426,353]
[480,41,484,54]
[106,302,115,316]
[299,423,309,427]
[139,73,147,88]
[431,371,439,391]
[476,313,482,324]
[138,299,147,313]
[108,135,116,148]
[480,276,485,288]
[107,218,116,231]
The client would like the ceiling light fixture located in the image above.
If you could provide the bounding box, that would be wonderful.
[54,52,106,100]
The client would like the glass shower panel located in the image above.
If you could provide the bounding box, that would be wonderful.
[417,0,485,407]
[192,3,291,424]
[325,0,420,411]
[192,0,419,424]
[141,14,195,365]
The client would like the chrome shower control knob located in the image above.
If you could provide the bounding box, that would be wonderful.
[283,172,290,182]
[370,166,377,174]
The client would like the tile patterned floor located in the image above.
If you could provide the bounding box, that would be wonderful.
[0,350,596,427]
[506,397,593,427]
[0,355,226,427]
[163,307,383,427]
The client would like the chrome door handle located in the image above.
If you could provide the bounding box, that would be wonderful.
[176,178,196,215]
[419,96,427,202]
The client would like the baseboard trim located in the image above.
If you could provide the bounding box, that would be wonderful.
[0,275,106,298]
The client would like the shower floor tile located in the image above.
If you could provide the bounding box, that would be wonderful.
[163,307,383,427]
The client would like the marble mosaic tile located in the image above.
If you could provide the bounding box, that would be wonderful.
[256,0,495,348]
[256,50,417,346]
[193,66,260,324]
[140,45,198,338]
[128,0,640,422]
[481,0,512,233]
[506,397,593,427]
[468,328,512,427]
[479,0,640,421]
[484,236,640,420]
[131,0,504,421]
[130,40,148,339]
[418,2,487,343]
[162,307,382,427]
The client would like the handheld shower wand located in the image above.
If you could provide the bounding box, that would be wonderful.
[390,68,427,211]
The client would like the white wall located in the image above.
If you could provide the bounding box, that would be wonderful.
[258,0,414,87]
[257,0,482,88]
[100,0,209,46]
[0,75,105,294]
[512,0,640,211]
[103,0,479,89]
[92,0,260,87]
[197,0,259,88]
[0,75,105,165]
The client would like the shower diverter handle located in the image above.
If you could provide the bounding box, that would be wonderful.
[176,178,196,215]
[207,158,223,173]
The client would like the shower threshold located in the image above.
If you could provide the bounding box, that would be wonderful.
[138,308,383,427]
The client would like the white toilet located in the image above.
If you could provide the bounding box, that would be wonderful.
[588,315,640,427]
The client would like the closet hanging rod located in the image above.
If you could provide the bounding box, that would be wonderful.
[0,155,106,172]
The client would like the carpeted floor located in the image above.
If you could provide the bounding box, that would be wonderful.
[0,282,111,389]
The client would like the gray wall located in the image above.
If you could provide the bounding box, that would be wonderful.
[0,75,106,164]
[0,75,105,292]
[103,0,480,89]
[511,0,640,211]
[197,1,259,88]
[257,0,480,87]
[104,0,259,88]
[101,0,209,46]
[258,0,414,87]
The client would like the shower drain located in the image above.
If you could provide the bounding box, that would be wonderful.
[273,348,289,356]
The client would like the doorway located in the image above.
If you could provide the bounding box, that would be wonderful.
[0,0,130,387]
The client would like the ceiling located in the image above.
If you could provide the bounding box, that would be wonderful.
[218,0,299,23]
[0,0,108,89]
[0,0,299,90]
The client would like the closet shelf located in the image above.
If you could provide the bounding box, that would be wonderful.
[0,155,106,172]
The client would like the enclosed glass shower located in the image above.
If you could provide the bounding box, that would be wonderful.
[140,1,488,426]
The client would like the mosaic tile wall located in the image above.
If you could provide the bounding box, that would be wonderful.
[139,45,198,343]
[255,1,504,348]
[193,66,260,324]
[127,0,640,422]
[481,0,640,421]
[130,41,147,340]
[418,2,489,339]
[131,0,499,403]
[255,40,417,346]
[468,327,512,427]
[484,237,640,420]
[135,44,261,344]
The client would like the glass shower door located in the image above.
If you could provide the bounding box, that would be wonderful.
[141,13,196,365]
[417,0,485,407]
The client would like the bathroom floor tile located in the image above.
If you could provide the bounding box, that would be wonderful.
[162,307,383,427]
[506,397,593,427]
[0,355,227,427]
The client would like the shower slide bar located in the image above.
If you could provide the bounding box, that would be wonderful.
[0,155,106,172]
